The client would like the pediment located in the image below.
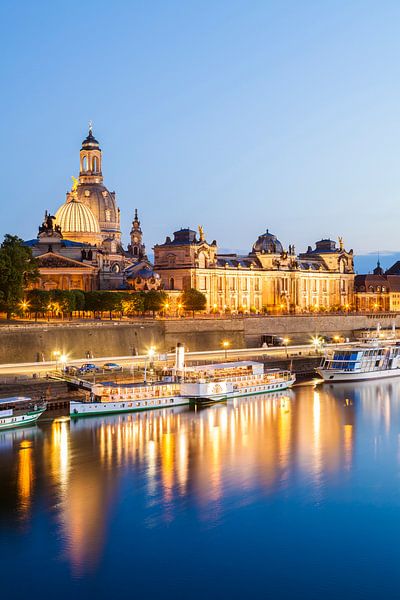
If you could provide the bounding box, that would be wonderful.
[37,252,95,269]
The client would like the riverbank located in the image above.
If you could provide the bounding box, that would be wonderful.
[0,355,321,406]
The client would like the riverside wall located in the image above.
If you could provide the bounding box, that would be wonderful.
[0,312,397,364]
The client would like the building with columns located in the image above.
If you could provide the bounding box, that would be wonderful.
[154,227,355,313]
[25,127,158,292]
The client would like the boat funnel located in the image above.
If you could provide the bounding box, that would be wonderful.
[175,343,185,371]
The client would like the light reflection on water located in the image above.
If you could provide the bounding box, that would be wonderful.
[2,381,400,598]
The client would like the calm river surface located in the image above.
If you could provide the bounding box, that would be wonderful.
[1,381,400,599]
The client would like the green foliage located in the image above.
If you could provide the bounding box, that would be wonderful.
[50,289,76,316]
[122,293,145,316]
[71,289,85,312]
[143,290,168,316]
[181,288,207,317]
[26,289,50,319]
[0,235,39,318]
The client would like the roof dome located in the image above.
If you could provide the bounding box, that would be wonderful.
[81,128,100,150]
[252,229,283,254]
[55,200,101,244]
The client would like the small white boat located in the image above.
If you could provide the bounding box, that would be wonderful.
[0,397,46,430]
[316,342,400,382]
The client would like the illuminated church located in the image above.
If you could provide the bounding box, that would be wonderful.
[25,128,160,292]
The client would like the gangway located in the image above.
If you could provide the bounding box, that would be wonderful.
[47,371,94,391]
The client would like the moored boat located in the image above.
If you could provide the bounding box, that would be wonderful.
[184,361,296,399]
[316,342,400,382]
[0,397,47,430]
[70,381,187,417]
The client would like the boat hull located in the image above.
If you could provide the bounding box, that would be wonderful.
[70,395,189,417]
[0,408,45,431]
[316,368,400,383]
[228,377,295,398]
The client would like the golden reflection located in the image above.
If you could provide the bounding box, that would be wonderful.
[17,440,33,517]
[29,385,363,575]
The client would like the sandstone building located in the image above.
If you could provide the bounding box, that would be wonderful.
[154,227,355,313]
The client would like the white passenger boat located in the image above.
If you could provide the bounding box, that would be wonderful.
[316,343,400,382]
[185,361,296,401]
[0,397,46,430]
[69,378,233,416]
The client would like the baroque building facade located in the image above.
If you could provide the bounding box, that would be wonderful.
[25,128,159,292]
[354,261,400,312]
[154,227,355,313]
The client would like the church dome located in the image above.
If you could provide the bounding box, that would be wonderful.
[55,199,101,245]
[252,229,283,254]
[75,184,119,237]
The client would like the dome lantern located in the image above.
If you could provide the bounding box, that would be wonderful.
[79,123,103,184]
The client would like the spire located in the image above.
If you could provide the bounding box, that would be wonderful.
[373,255,384,276]
[129,209,146,260]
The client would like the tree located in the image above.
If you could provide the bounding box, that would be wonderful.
[71,290,85,317]
[84,291,106,317]
[143,290,167,317]
[181,288,207,317]
[0,235,39,318]
[121,292,145,317]
[49,289,76,318]
[27,289,50,321]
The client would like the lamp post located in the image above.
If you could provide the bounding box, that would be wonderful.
[19,299,30,319]
[144,347,156,383]
[222,340,230,360]
[283,337,290,358]
[60,354,67,373]
[53,350,60,372]
[311,336,322,355]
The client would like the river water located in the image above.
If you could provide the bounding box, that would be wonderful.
[1,381,400,599]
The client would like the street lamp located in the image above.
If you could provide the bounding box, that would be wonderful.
[60,354,67,373]
[177,303,183,317]
[222,340,230,360]
[144,346,156,383]
[283,337,290,358]
[19,299,30,317]
[311,336,322,354]
[53,350,60,372]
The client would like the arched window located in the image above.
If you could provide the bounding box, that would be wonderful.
[93,156,99,172]
[170,277,175,290]
[198,252,206,269]
[82,155,88,171]
[133,246,138,256]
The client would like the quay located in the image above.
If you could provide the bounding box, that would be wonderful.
[0,347,323,412]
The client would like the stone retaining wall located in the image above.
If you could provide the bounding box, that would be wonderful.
[0,312,397,364]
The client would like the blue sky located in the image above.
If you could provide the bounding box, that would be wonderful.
[1,1,400,271]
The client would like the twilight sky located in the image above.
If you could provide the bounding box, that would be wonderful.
[1,1,400,269]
